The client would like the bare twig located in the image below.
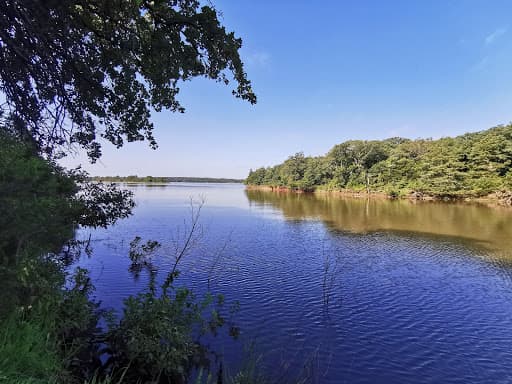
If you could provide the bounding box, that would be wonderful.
[163,196,205,292]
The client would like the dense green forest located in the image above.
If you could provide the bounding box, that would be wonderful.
[246,125,512,200]
[92,176,243,183]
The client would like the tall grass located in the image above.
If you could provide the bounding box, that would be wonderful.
[0,309,62,383]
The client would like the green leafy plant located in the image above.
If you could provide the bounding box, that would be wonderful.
[102,201,234,383]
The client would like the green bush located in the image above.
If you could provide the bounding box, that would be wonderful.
[105,272,227,383]
[0,308,62,383]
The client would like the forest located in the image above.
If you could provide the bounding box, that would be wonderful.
[246,125,512,200]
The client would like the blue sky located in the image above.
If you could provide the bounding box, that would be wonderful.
[63,0,512,178]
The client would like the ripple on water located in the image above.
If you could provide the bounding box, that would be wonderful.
[76,185,512,384]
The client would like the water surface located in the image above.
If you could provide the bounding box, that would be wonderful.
[78,183,512,383]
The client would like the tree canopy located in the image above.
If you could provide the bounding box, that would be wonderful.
[0,0,256,161]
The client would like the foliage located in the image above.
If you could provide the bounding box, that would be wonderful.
[104,209,228,384]
[105,287,226,383]
[0,262,103,384]
[0,132,132,379]
[0,1,263,382]
[0,0,256,161]
[246,124,512,199]
[0,1,260,383]
[129,236,161,264]
[55,267,104,380]
[0,171,227,384]
[74,175,135,229]
[226,345,269,384]
[0,308,62,383]
[0,132,134,267]
[0,131,78,266]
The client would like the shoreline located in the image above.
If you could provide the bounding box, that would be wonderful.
[91,180,244,184]
[245,185,512,207]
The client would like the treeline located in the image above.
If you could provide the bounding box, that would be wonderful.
[91,175,243,183]
[246,124,512,199]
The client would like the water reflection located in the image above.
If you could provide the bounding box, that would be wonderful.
[78,184,512,383]
[117,182,250,209]
[245,189,512,257]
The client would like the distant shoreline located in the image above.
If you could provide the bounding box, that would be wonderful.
[90,176,244,183]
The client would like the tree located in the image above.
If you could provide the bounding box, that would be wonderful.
[245,167,266,185]
[0,0,256,161]
[0,132,135,266]
[0,131,77,265]
[302,156,331,189]
[280,152,307,188]
[327,140,390,191]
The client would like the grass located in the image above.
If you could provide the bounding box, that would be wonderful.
[0,309,62,384]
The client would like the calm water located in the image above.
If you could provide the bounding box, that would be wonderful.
[77,183,512,383]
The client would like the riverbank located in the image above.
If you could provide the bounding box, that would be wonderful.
[245,185,512,207]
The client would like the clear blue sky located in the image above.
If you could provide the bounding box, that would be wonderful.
[62,0,512,178]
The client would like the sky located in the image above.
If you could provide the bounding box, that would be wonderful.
[62,0,512,179]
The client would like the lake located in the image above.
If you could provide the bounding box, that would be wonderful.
[77,183,512,383]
